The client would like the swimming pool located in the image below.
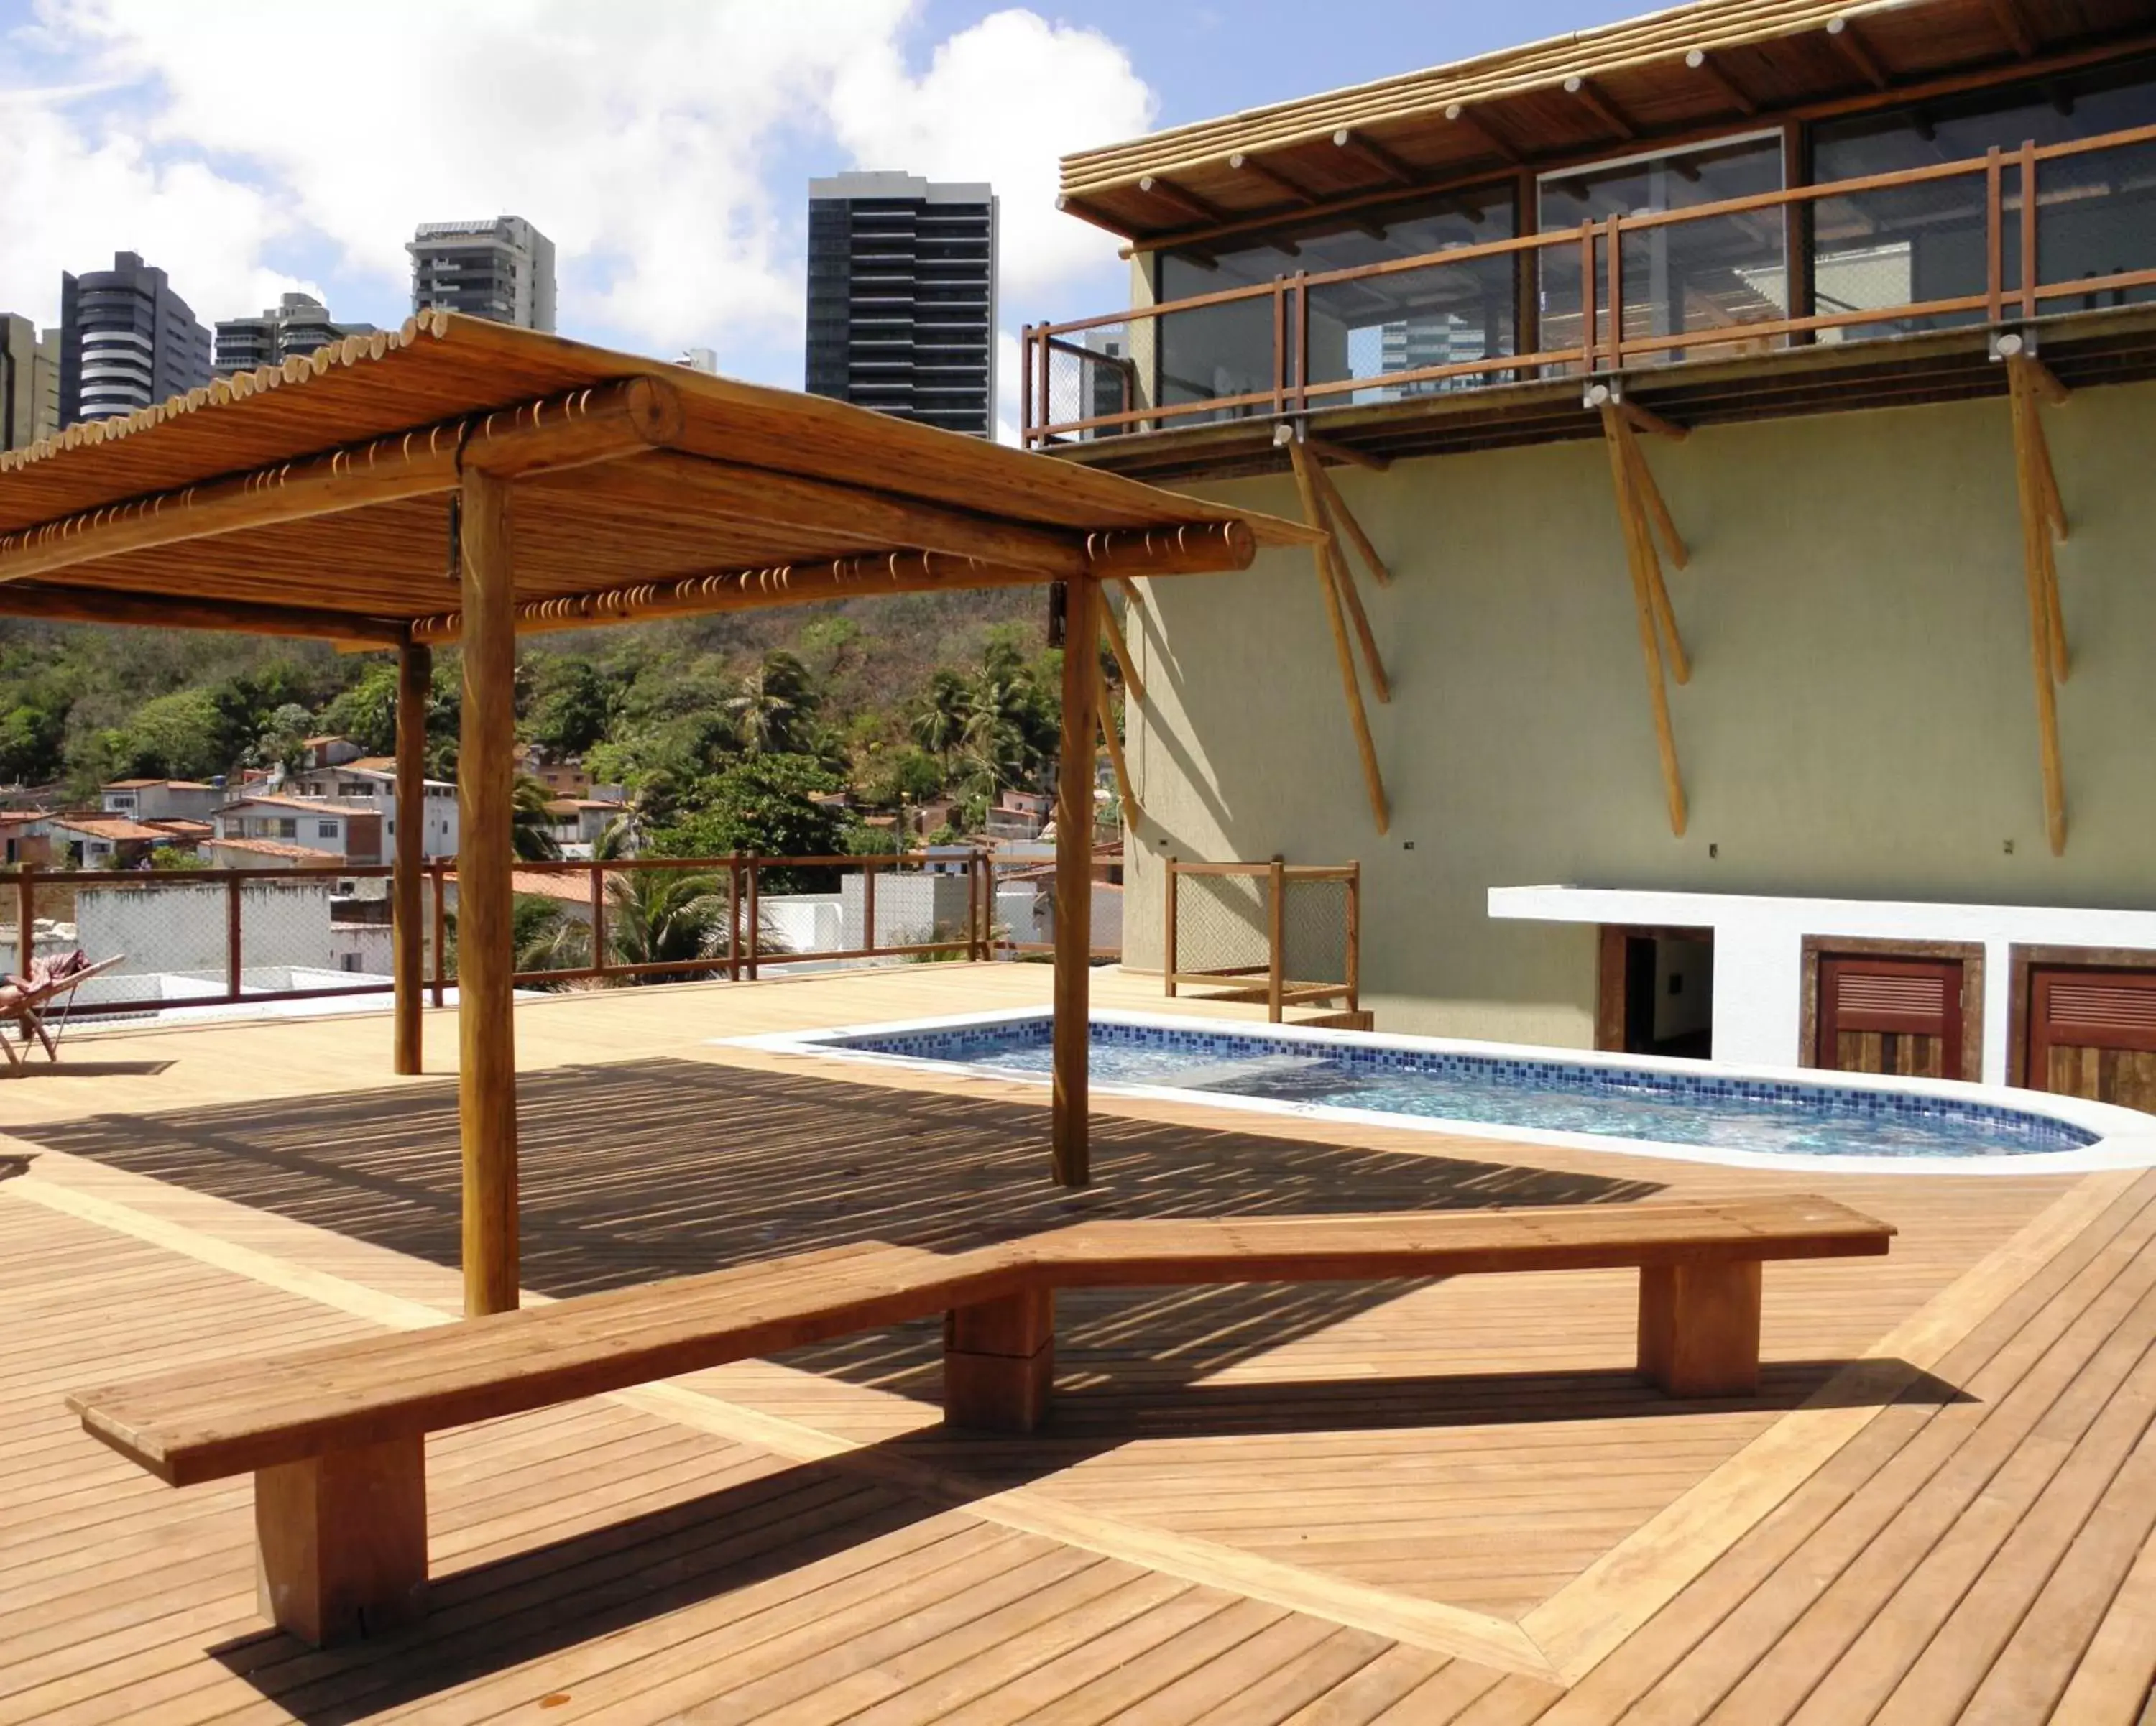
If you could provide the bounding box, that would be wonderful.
[732,1009,2156,1175]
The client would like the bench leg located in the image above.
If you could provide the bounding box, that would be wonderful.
[254,1435,428,1646]
[944,1288,1054,1433]
[1637,1262,1762,1398]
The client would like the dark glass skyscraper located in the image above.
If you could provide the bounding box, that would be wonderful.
[57,252,213,427]
[806,173,997,439]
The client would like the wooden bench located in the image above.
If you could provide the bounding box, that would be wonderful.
[68,1195,1890,1646]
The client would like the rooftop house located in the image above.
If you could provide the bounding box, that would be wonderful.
[282,756,459,857]
[213,794,384,864]
[100,777,224,823]
[1029,0,2156,1105]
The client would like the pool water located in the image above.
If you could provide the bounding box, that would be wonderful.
[834,1016,2097,1160]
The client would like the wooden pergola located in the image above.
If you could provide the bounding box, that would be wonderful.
[0,311,1315,1316]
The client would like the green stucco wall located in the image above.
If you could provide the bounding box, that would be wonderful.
[1121,378,2156,1043]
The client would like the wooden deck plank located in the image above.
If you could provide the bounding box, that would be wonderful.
[0,967,2149,1724]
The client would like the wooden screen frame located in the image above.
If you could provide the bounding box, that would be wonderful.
[1800,936,1984,1083]
[2005,943,2156,1089]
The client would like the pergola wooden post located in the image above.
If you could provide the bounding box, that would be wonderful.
[456,470,520,1316]
[1053,573,1102,1187]
[391,642,431,1076]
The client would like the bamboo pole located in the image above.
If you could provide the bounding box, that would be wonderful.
[2007,368,2068,854]
[1287,439,1389,701]
[456,468,520,1317]
[1307,457,1393,587]
[1600,405,1687,837]
[1621,425,1691,572]
[1603,410,1692,686]
[1094,652,1141,823]
[2007,359,2069,683]
[1099,594,1145,703]
[392,640,430,1076]
[1053,573,1101,1187]
[1286,438,1388,834]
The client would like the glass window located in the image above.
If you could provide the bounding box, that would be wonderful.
[1154,185,1518,422]
[1811,58,2156,338]
[318,821,340,839]
[1540,132,1787,371]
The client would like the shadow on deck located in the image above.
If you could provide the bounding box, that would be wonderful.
[23,1056,1665,1396]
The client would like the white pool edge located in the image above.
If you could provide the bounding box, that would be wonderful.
[720,1007,2156,1178]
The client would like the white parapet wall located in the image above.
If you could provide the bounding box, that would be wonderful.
[75,877,337,978]
[1489,885,2156,1084]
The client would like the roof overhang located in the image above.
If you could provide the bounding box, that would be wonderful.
[1057,0,2156,247]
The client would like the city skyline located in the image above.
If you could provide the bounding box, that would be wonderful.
[0,0,1651,442]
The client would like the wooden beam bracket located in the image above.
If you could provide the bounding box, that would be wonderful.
[1599,403,1688,836]
[1285,435,1388,834]
[2006,356,2070,853]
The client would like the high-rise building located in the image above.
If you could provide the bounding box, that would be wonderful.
[215,292,377,375]
[806,173,997,438]
[1,314,60,451]
[407,216,556,331]
[57,252,213,427]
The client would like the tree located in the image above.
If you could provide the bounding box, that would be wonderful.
[247,702,316,774]
[104,688,238,782]
[724,651,816,757]
[526,656,617,757]
[908,668,970,760]
[604,867,731,982]
[319,662,400,756]
[650,753,845,890]
[511,775,562,862]
[512,895,591,978]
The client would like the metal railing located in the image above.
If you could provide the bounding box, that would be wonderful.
[4,850,1030,1025]
[1164,859,1360,1023]
[1021,121,2156,445]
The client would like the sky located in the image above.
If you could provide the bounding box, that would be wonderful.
[0,0,1644,441]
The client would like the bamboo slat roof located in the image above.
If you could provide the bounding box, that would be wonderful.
[1059,0,2156,243]
[0,313,1314,643]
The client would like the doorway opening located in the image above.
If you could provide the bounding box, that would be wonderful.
[1597,926,1715,1060]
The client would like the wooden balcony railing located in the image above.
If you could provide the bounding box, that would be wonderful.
[1021,121,2156,447]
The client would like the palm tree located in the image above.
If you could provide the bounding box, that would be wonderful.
[510,775,562,862]
[909,668,970,759]
[725,651,816,757]
[604,867,732,982]
[512,895,591,977]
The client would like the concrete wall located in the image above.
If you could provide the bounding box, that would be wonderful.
[1123,379,2156,1046]
[76,879,334,978]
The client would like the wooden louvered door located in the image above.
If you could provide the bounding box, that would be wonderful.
[1817,955,1965,1081]
[2027,966,2156,1109]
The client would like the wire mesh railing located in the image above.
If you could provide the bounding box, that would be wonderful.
[1163,858,1360,1023]
[1021,119,2156,444]
[1,851,1013,1030]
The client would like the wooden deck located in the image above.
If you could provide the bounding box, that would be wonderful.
[4,964,2153,1723]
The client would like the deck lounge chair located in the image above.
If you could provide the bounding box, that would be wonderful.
[0,952,123,1072]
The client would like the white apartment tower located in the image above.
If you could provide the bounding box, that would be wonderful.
[407,216,557,332]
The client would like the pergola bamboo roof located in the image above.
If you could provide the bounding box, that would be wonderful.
[1058,0,2156,244]
[0,311,1317,1316]
[0,311,1317,646]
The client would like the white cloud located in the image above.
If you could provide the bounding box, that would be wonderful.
[1,0,1156,389]
[827,9,1154,300]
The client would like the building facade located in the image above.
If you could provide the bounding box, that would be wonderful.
[280,760,459,857]
[408,217,557,331]
[806,173,997,438]
[214,293,376,375]
[1,313,60,450]
[57,252,213,427]
[1032,7,2156,1110]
